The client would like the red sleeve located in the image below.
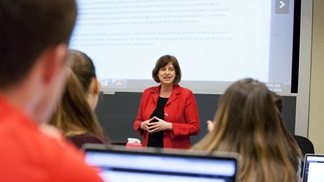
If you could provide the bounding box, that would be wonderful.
[48,139,103,182]
[171,90,200,137]
[133,90,147,136]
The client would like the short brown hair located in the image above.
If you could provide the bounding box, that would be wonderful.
[152,55,181,84]
[0,0,77,89]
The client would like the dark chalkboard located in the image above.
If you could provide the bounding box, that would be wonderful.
[95,92,296,145]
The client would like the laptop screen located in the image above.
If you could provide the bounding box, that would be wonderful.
[83,145,239,182]
[302,154,324,182]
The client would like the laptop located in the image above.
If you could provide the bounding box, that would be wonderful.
[302,154,324,182]
[82,144,239,182]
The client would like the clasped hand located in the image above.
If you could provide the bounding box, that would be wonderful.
[140,116,170,133]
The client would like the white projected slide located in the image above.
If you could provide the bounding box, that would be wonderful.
[69,0,294,93]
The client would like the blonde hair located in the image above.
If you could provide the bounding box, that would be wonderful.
[193,78,298,182]
[49,69,104,138]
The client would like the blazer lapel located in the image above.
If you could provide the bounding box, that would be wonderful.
[151,85,161,105]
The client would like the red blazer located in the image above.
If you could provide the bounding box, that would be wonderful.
[134,85,200,149]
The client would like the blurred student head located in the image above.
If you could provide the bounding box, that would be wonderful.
[49,69,104,137]
[193,78,299,182]
[49,50,106,143]
[68,50,99,110]
[0,0,77,123]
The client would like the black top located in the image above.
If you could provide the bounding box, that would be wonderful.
[147,97,168,148]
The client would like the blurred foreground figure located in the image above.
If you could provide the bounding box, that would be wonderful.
[0,1,102,181]
[193,78,300,182]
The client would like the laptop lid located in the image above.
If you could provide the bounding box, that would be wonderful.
[82,144,239,182]
[302,154,324,182]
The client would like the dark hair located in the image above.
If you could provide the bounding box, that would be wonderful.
[152,55,181,84]
[67,50,96,93]
[49,70,105,139]
[0,0,77,88]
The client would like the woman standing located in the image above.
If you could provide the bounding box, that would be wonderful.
[134,55,200,149]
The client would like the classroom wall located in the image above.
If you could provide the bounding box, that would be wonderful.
[309,0,324,154]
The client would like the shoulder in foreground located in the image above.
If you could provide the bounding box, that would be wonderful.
[144,85,160,93]
[175,85,193,94]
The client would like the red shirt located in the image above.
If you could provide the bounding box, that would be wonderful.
[134,85,200,149]
[0,96,103,182]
